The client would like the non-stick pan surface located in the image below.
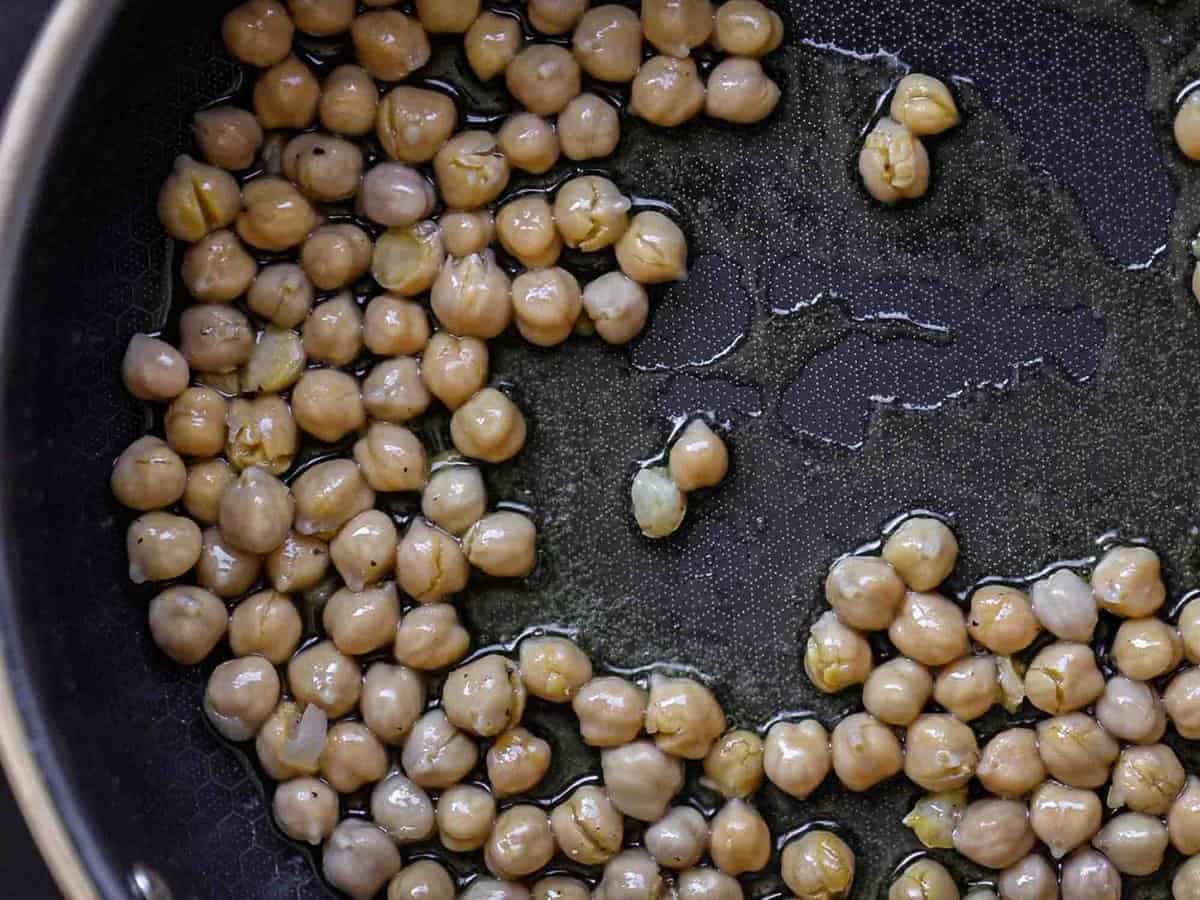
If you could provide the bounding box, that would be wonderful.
[4,0,1200,897]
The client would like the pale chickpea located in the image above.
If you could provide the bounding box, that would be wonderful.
[763,719,830,799]
[678,868,739,900]
[487,727,551,796]
[218,465,293,555]
[204,656,280,741]
[431,251,512,338]
[1171,775,1200,854]
[1061,848,1120,900]
[359,163,437,228]
[952,798,1035,869]
[703,729,764,798]
[601,739,685,821]
[644,674,726,759]
[237,177,318,251]
[283,133,363,203]
[254,56,320,129]
[976,728,1045,799]
[370,772,435,844]
[888,591,968,667]
[390,862,455,900]
[573,6,642,82]
[324,580,400,654]
[353,422,427,493]
[594,850,664,900]
[882,517,957,590]
[372,222,445,298]
[292,369,365,443]
[394,603,471,670]
[1030,569,1098,642]
[274,777,338,846]
[669,419,729,492]
[225,395,298,475]
[265,531,330,593]
[414,0,479,33]
[330,510,398,591]
[824,556,904,632]
[321,721,388,793]
[967,585,1039,654]
[377,86,458,164]
[644,806,707,869]
[320,65,378,137]
[616,210,689,284]
[1036,714,1119,789]
[904,714,978,793]
[554,175,630,251]
[859,117,929,205]
[157,154,241,242]
[443,653,526,736]
[324,820,402,900]
[361,662,424,745]
[465,11,522,81]
[222,0,294,67]
[126,512,201,584]
[497,196,562,269]
[438,784,497,852]
[1112,616,1183,681]
[287,0,354,35]
[519,637,592,702]
[1166,667,1200,738]
[422,332,489,410]
[507,45,581,116]
[890,74,959,136]
[364,296,431,356]
[642,0,714,57]
[781,830,854,899]
[228,589,301,663]
[582,273,648,344]
[573,676,647,747]
[1096,675,1166,745]
[122,334,189,402]
[511,267,583,346]
[434,131,510,210]
[498,114,560,175]
[148,585,227,665]
[196,526,262,597]
[451,388,526,463]
[551,784,623,864]
[705,58,779,124]
[441,210,495,258]
[933,655,997,722]
[713,1,782,57]
[1029,780,1102,860]
[241,327,306,395]
[804,610,872,693]
[1091,812,1168,876]
[1176,91,1200,160]
[462,880,531,900]
[1092,545,1166,617]
[631,56,706,127]
[831,712,903,792]
[179,304,254,374]
[363,357,431,423]
[288,639,362,717]
[352,11,431,81]
[1025,641,1105,715]
[888,859,958,900]
[1108,744,1184,816]
[1178,858,1200,900]
[485,805,555,879]
[997,854,1056,900]
[181,229,256,304]
[249,263,313,328]
[559,93,621,160]
[709,799,769,875]
[396,519,469,602]
[422,465,485,535]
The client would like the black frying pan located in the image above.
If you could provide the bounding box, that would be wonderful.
[2,0,1200,897]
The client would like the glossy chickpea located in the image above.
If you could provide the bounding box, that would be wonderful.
[952,798,1035,869]
[559,94,620,160]
[204,656,280,741]
[497,197,562,269]
[519,637,591,703]
[1092,813,1168,877]
[370,772,435,844]
[353,423,427,494]
[195,526,262,597]
[1092,545,1166,617]
[396,519,469,602]
[1112,617,1183,681]
[824,556,904,632]
[1096,675,1166,745]
[668,420,728,493]
[265,531,330,593]
[288,640,361,717]
[551,785,623,864]
[890,73,959,136]
[601,740,685,821]
[703,729,764,798]
[364,297,430,356]
[320,65,378,136]
[324,580,400,654]
[677,869,741,900]
[1025,641,1105,715]
[905,714,978,793]
[422,465,485,535]
[488,727,551,796]
[228,590,301,663]
[713,1,782,57]
[582,273,648,344]
[888,591,968,667]
[573,6,642,82]
[179,304,254,374]
[554,175,630,251]
[976,728,1044,799]
[439,211,494,258]
[122,334,189,403]
[324,820,402,900]
[390,861,456,900]
[1180,597,1200,663]
[359,163,437,228]
[902,788,966,850]
[631,468,686,539]
[1036,714,1118,789]
[1170,775,1200,854]
[363,357,431,424]
[573,677,646,747]
[1178,858,1200,900]
[804,610,872,693]
[222,0,294,67]
[781,830,855,899]
[240,327,306,395]
[157,155,241,242]
[763,719,830,799]
[377,86,457,164]
[301,226,372,293]
[415,0,479,33]
[164,391,227,461]
[438,784,497,852]
[148,585,227,665]
[443,654,526,737]
[225,395,298,475]
[1062,849,1121,900]
[451,389,526,463]
[218,465,293,555]
[705,58,779,124]
[644,674,726,759]
[352,11,431,81]
[292,369,366,443]
[594,850,664,900]
[859,657,931,727]
[512,267,582,346]
[933,655,997,722]
[258,700,322,781]
[435,131,510,210]
[967,585,1039,654]
[644,806,707,869]
[1030,780,1102,859]
[616,211,689,284]
[422,332,489,410]
[248,263,313,328]
[831,712,903,792]
[889,859,958,900]
[642,0,713,57]
[254,56,319,129]
[465,11,522,81]
[709,799,770,875]
[287,0,354,35]
[431,251,512,338]
[321,721,388,793]
[181,230,256,306]
[507,45,581,116]
[859,118,929,205]
[361,663,424,746]
[498,114,560,175]
[485,805,555,880]
[1166,667,1200,738]
[997,855,1056,900]
[462,881,531,900]
[394,603,470,670]
[237,177,318,251]
[302,295,364,367]
[283,134,363,203]
[126,513,202,583]
[1030,569,1097,642]
[1107,744,1185,816]
[528,0,585,34]
[882,517,956,590]
[631,56,706,127]
[1176,92,1200,160]
[372,223,445,298]
[274,778,338,846]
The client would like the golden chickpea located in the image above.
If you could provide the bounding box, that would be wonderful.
[904,714,978,793]
[431,251,512,338]
[642,0,713,57]
[204,656,280,741]
[148,585,227,665]
[390,862,455,900]
[274,777,338,847]
[376,86,457,164]
[1096,675,1166,745]
[438,784,497,852]
[713,1,782,56]
[1092,545,1166,617]
[265,531,329,593]
[669,419,729,492]
[318,66,376,138]
[519,636,591,702]
[966,585,1039,654]
[218,465,293,554]
[703,729,764,798]
[223,0,294,66]
[179,304,254,375]
[631,56,705,127]
[442,654,526,737]
[559,94,621,160]
[359,163,437,228]
[228,589,301,663]
[551,784,623,864]
[709,799,769,875]
[1061,848,1120,900]
[763,719,829,799]
[488,727,551,796]
[292,369,365,443]
[225,395,298,475]
[435,132,511,211]
[976,728,1045,799]
[997,855,1056,900]
[462,880,531,900]
[952,798,1035,869]
[248,263,313,328]
[1177,857,1200,900]
[601,739,685,821]
[371,772,435,844]
[888,859,959,900]
[573,676,647,747]
[157,154,241,242]
[582,273,648,344]
[1030,569,1097,642]
[1170,775,1200,854]
[781,830,855,899]
[1113,617,1182,681]
[511,267,582,346]
[363,357,431,424]
[888,591,968,667]
[890,74,959,136]
[164,390,226,460]
[644,674,726,759]
[396,519,469,601]
[882,519,955,591]
[451,388,526,462]
[506,45,582,116]
[824,556,904,632]
[324,820,401,900]
[1166,667,1200,738]
[1177,92,1200,160]
[364,296,430,356]
[1029,780,1102,860]
[705,58,779,124]
[193,105,263,171]
[361,662,424,745]
[860,656,931,726]
[352,11,431,81]
[498,113,560,175]
[804,610,872,693]
[415,0,480,33]
[122,334,189,402]
[859,117,929,205]
[288,639,362,717]
[573,6,642,82]
[594,850,664,900]
[323,580,401,655]
[181,230,256,304]
[831,712,903,792]
[372,226,445,300]
[394,602,470,670]
[1092,812,1168,876]
[291,458,374,536]
[422,332,489,410]
[644,806,707,869]
[422,464,485,535]
[126,512,202,584]
[321,721,388,793]
[1025,641,1105,715]
[497,197,562,269]
[1036,714,1119,789]
[238,177,318,252]
[485,805,555,879]
[196,526,262,597]
[353,423,427,494]
[465,11,523,81]
[1108,744,1185,815]
[254,56,320,129]
[616,210,688,284]
[902,788,966,850]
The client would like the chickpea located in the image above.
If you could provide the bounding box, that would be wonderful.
[324,820,402,900]
[631,56,706,127]
[497,114,560,175]
[532,877,590,900]
[551,785,623,864]
[368,772,435,845]
[904,713,979,793]
[465,11,522,81]
[1091,812,1168,876]
[485,805,555,879]
[282,134,362,204]
[595,850,665,900]
[422,465,485,535]
[353,424,426,495]
[952,798,1035,869]
[293,459,374,538]
[573,6,642,82]
[888,591,968,667]
[582,273,649,344]
[372,227,445,301]
[439,134,513,213]
[709,799,770,875]
[126,512,201,584]
[511,267,583,346]
[858,658,930,727]
[1030,570,1097,642]
[1179,858,1200,900]
[889,859,959,900]
[324,581,400,654]
[362,358,429,424]
[414,0,479,33]
[359,663,423,746]
[1092,545,1166,617]
[330,509,397,590]
[265,531,330,593]
[676,868,741,900]
[976,728,1045,799]
[488,727,551,796]
[823,556,903,632]
[831,712,903,792]
[1096,675,1166,745]
[222,0,294,67]
[1024,641,1104,715]
[642,0,714,57]
[363,297,429,357]
[438,784,497,852]
[286,0,354,35]
[763,719,830,799]
[148,585,227,665]
[1176,92,1200,160]
[1166,667,1200,738]
[880,518,954,590]
[644,806,707,869]
[157,154,241,242]
[254,56,320,129]
[601,740,685,821]
[642,674,726,761]
[196,526,262,597]
[274,777,338,846]
[320,65,378,137]
[390,861,456,900]
[121,334,188,403]
[932,655,996,722]
[1171,776,1200,854]
[902,788,966,850]
[1113,616,1183,681]
[321,721,389,793]
[179,304,254,375]
[713,1,782,56]
[217,465,292,555]
[616,210,689,284]
[164,392,226,462]
[1061,848,1120,900]
[226,396,298,475]
[395,603,470,670]
[781,830,855,899]
[705,58,780,124]
[292,369,366,443]
[517,637,590,703]
[431,251,512,338]
[443,654,526,736]
[462,880,531,900]
[859,117,929,204]
[997,854,1056,900]
[1036,714,1118,789]
[377,86,458,164]
[966,585,1039,654]
[559,93,621,160]
[666,420,728,494]
[287,639,362,717]
[248,263,313,328]
[301,227,372,294]
[524,0,582,34]
[497,197,561,270]
[889,74,960,137]
[352,11,431,81]
[359,163,437,229]
[1107,744,1184,817]
[257,700,324,781]
[182,231,256,306]
[451,389,526,463]
[1180,597,1200,663]
[396,519,469,601]
[804,610,872,693]
[438,211,493,259]
[228,589,301,663]
[573,676,647,747]
[238,177,318,252]
[422,332,489,410]
[554,176,630,253]
[241,330,305,396]
[702,729,764,798]
[204,656,280,741]
[506,45,582,116]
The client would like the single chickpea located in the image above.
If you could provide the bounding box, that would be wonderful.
[254,56,320,129]
[228,589,301,663]
[415,0,480,34]
[422,464,485,535]
[594,850,664,900]
[359,163,437,228]
[781,830,855,899]
[669,419,729,492]
[122,334,189,402]
[225,395,298,475]
[258,700,323,781]
[519,637,592,702]
[904,713,978,793]
[364,296,431,356]
[438,784,497,852]
[302,294,363,368]
[1091,812,1168,877]
[265,531,330,593]
[195,526,262,597]
[157,154,241,242]
[323,580,400,654]
[881,517,957,590]
[361,662,425,745]
[1025,641,1105,715]
[1180,597,1200,663]
[497,196,563,269]
[422,332,489,410]
[1166,667,1200,738]
[363,357,431,424]
[372,224,445,299]
[1030,569,1098,642]
[582,273,649,344]
[511,267,583,346]
[465,11,522,81]
[559,93,621,160]
[319,63,378,135]
[241,327,306,394]
[274,777,338,847]
[323,820,402,900]
[179,304,254,375]
[292,369,366,443]
[204,656,280,741]
[1036,713,1119,789]
[804,610,873,693]
[352,11,431,81]
[1170,776,1200,854]
[283,133,363,203]
[890,74,960,136]
[1062,850,1121,900]
[320,721,388,793]
[573,6,642,82]
[1112,616,1183,681]
[237,177,318,251]
[377,86,458,164]
[861,657,932,728]
[554,175,630,251]
[1092,545,1166,617]
[288,639,362,717]
[440,210,495,258]
[952,798,1035,869]
[997,855,1056,900]
[631,56,706,127]
[1096,675,1167,745]
[1029,780,1102,860]
[301,226,372,294]
[165,389,227,460]
[644,806,707,869]
[631,469,690,539]
[888,591,968,667]
[287,0,354,35]
[181,230,256,304]
[126,512,202,583]
[353,422,427,494]
[713,1,782,57]
[551,784,624,864]
[218,465,293,555]
[498,114,560,175]
[507,45,582,116]
[932,655,997,722]
[677,868,739,900]
[437,133,511,213]
[394,602,470,670]
[442,653,526,737]
[888,859,958,900]
[709,799,770,875]
[485,805,555,880]
[371,772,435,844]
[248,263,313,328]
[644,673,726,759]
[148,585,227,665]
[763,719,830,799]
[824,556,905,632]
[462,880,531,900]
[222,0,294,67]
[1178,858,1200,900]
[1108,744,1185,816]
[966,585,1039,654]
[705,58,780,124]
[1176,92,1200,160]
[396,519,469,602]
[573,676,647,747]
[601,739,685,821]
[859,117,929,205]
[488,727,551,796]
[529,0,586,34]
[901,788,966,850]
[431,251,512,338]
[616,211,689,284]
[642,0,714,57]
[451,388,527,463]
[830,712,904,792]
[976,728,1045,799]
[703,729,764,798]
[390,861,456,900]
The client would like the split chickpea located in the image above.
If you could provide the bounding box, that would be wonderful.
[395,519,469,602]
[859,118,929,205]
[890,74,960,136]
[229,590,301,664]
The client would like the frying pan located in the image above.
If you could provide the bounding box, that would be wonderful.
[3,0,1200,897]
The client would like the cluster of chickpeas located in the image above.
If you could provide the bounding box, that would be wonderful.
[858,73,960,206]
[630,418,730,539]
[804,514,1200,898]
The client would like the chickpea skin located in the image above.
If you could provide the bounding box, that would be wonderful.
[976,728,1045,799]
[274,777,338,846]
[1036,714,1119,789]
[394,603,471,671]
[573,677,647,747]
[763,719,830,799]
[390,862,456,900]
[438,784,497,852]
[370,772,435,844]
[713,1,782,57]
[631,56,706,127]
[507,45,582,116]
[441,210,495,258]
[422,465,485,535]
[157,154,241,242]
[352,11,431,81]
[804,610,873,693]
[431,251,512,338]
[1030,569,1097,642]
[705,58,780,124]
[354,422,427,493]
[248,263,313,328]
[616,211,689,284]
[204,656,280,741]
[933,655,997,722]
[148,585,227,665]
[781,830,855,899]
[324,820,402,900]
[361,663,424,745]
[831,712,904,792]
[329,510,398,592]
[465,12,522,81]
[1096,675,1167,745]
[551,785,624,864]
[377,86,458,164]
[1166,666,1200,738]
[320,65,378,137]
[451,389,527,463]
[122,334,189,402]
[1108,744,1185,815]
[645,806,708,869]
[642,0,714,57]
[485,805,555,880]
[434,131,510,210]
[601,740,685,821]
[222,0,294,67]
[573,6,642,82]
[498,114,561,175]
[324,581,400,654]
[288,639,362,717]
[292,369,366,443]
[952,798,1035,869]
[443,654,526,737]
[1171,776,1200,854]
[512,267,583,346]
[126,513,202,584]
[196,526,262,597]
[703,729,764,798]
[488,727,551,797]
[967,585,1039,654]
[1176,91,1200,160]
[1091,812,1168,876]
[519,637,592,703]
[237,177,318,251]
[1025,641,1105,715]
[559,93,621,160]
[888,591,968,667]
[859,117,930,205]
[372,222,445,298]
[422,333,490,410]
[498,197,563,269]
[359,163,437,228]
[1030,780,1102,859]
[1092,545,1166,617]
[229,590,301,663]
[1112,616,1183,681]
[905,714,979,793]
[861,657,932,727]
[396,519,469,602]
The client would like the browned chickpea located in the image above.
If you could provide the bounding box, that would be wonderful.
[223,0,294,67]
[321,721,388,793]
[488,728,551,796]
[573,6,642,82]
[422,332,489,410]
[390,861,455,900]
[465,11,523,81]
[287,0,354,35]
[1037,714,1118,789]
[363,357,431,423]
[602,739,685,821]
[705,58,780,124]
[703,729,764,798]
[364,296,431,356]
[402,709,479,788]
[218,465,293,554]
[512,267,582,346]
[434,131,511,210]
[497,196,562,269]
[205,656,281,741]
[372,222,446,298]
[288,639,362,717]
[265,531,329,593]
[451,388,527,463]
[396,519,469,602]
[953,798,1035,870]
[196,526,262,597]
[507,45,582,116]
[582,273,648,344]
[645,807,707,869]
[249,263,313,328]
[320,65,378,136]
[148,585,228,665]
[122,334,189,402]
[904,714,979,793]
[1091,545,1166,618]
[831,712,903,792]
[359,163,437,228]
[352,11,431,81]
[183,459,235,525]
[1112,617,1183,681]
[486,805,555,880]
[292,369,365,443]
[157,155,242,243]
[616,211,689,284]
[552,785,623,864]
[573,676,647,747]
[630,56,706,127]
[376,86,458,164]
[254,56,320,129]
[967,585,1039,655]
[361,662,425,745]
[888,591,968,667]
[111,436,187,510]
[520,637,592,702]
[763,719,830,799]
[237,177,319,251]
[394,602,470,670]
[559,94,621,160]
[642,0,714,58]
[329,512,399,593]
[977,728,1045,799]
[498,114,560,175]
[193,106,263,171]
[709,799,770,875]
[179,305,254,376]
[302,293,363,365]
[354,422,427,493]
[713,1,783,57]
